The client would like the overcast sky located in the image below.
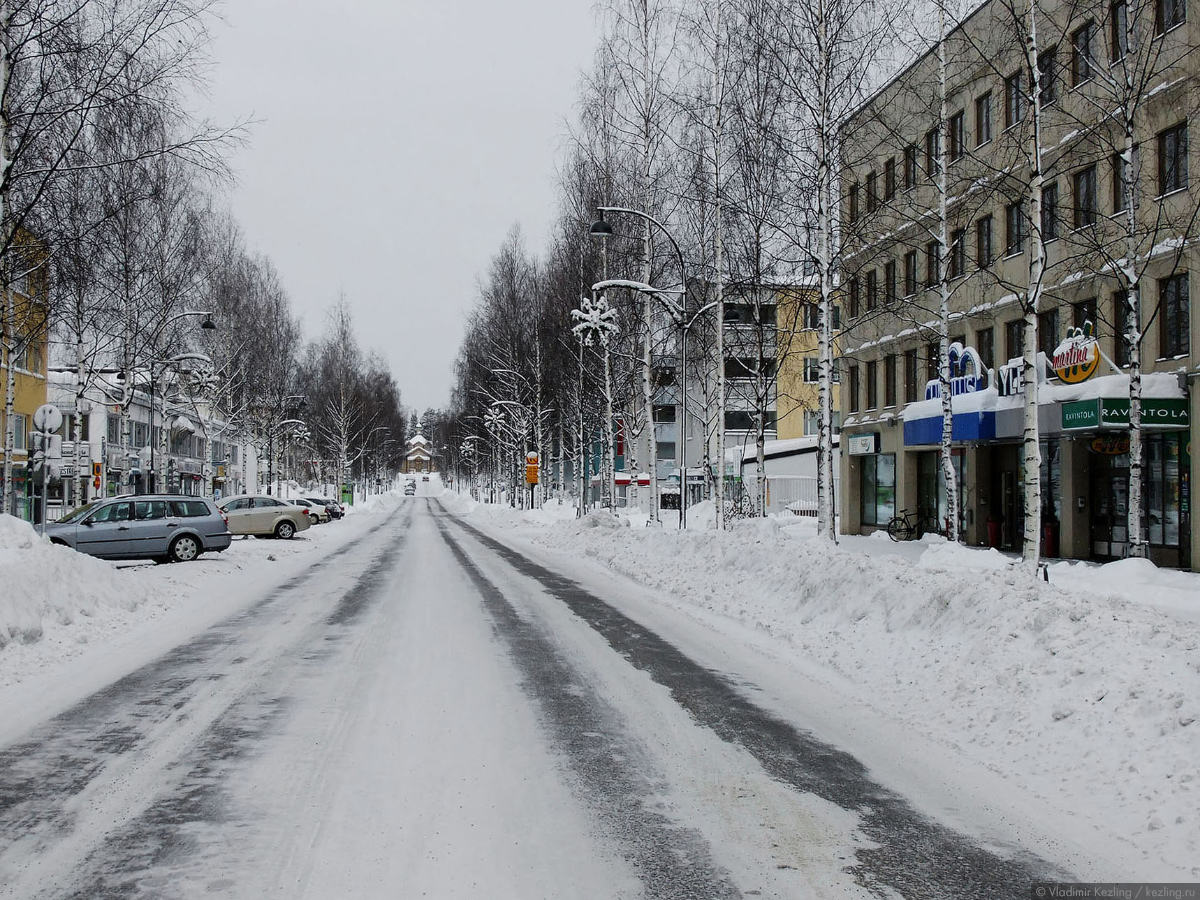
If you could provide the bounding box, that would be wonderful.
[201,1,597,414]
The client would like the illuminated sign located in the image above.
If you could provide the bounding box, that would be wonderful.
[923,342,987,400]
[1051,321,1100,384]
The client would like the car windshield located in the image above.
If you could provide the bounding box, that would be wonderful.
[55,502,101,524]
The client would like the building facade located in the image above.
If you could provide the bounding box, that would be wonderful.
[838,0,1196,568]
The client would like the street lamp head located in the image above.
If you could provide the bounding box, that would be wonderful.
[200,316,217,331]
[589,219,614,238]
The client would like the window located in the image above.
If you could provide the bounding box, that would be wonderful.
[884,354,897,407]
[904,250,918,296]
[1072,23,1093,85]
[926,241,940,288]
[949,229,966,279]
[1038,307,1060,360]
[885,259,897,305]
[1159,122,1188,194]
[1112,150,1133,212]
[976,327,995,369]
[833,306,842,330]
[107,415,121,445]
[976,215,994,268]
[866,269,878,311]
[1074,165,1097,228]
[804,356,820,383]
[925,128,939,178]
[904,349,920,402]
[849,275,861,319]
[656,441,676,461]
[849,182,860,221]
[652,404,676,423]
[949,111,965,161]
[848,365,860,412]
[975,93,992,145]
[1073,297,1098,330]
[1038,47,1058,104]
[1112,290,1133,365]
[1006,201,1025,254]
[859,453,896,528]
[1005,71,1025,127]
[866,360,878,409]
[926,341,939,381]
[803,303,820,330]
[904,144,918,189]
[884,157,896,199]
[134,500,167,521]
[1005,319,1024,362]
[1042,181,1059,240]
[11,414,27,452]
[866,171,878,211]
[1160,273,1189,357]
[1155,0,1185,34]
[1145,434,1184,547]
[1111,0,1128,60]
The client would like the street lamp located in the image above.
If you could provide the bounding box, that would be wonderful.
[590,206,689,527]
[147,351,213,495]
[265,395,306,495]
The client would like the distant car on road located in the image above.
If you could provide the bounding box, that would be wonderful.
[305,496,343,519]
[44,495,232,563]
[403,481,416,496]
[217,494,312,539]
[288,497,331,525]
[421,475,430,482]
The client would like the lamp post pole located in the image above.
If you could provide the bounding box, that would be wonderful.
[590,207,687,527]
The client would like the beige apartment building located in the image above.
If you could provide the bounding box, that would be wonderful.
[838,0,1196,568]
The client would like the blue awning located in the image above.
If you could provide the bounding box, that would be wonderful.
[904,410,996,446]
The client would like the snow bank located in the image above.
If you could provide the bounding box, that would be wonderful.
[0,514,161,650]
[460,501,1200,873]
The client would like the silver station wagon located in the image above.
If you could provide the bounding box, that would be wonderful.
[44,495,233,563]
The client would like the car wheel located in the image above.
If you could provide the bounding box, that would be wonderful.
[169,535,201,563]
[309,514,319,525]
[275,520,296,540]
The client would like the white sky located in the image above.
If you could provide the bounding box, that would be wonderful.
[201,0,597,413]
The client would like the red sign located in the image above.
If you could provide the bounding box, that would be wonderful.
[1090,434,1130,455]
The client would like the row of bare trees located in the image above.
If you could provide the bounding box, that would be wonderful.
[0,0,407,512]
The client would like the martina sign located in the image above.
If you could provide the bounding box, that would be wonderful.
[1051,322,1100,384]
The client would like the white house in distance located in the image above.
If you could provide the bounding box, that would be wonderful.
[402,433,433,474]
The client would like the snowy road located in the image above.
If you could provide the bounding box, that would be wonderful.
[0,498,1065,899]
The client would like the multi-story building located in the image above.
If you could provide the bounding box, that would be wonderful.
[775,282,843,440]
[839,0,1196,568]
[0,244,49,520]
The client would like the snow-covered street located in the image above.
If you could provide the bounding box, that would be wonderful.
[0,483,1196,897]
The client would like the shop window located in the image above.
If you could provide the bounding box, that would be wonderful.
[1146,434,1183,546]
[1040,439,1063,525]
[860,453,896,527]
[1159,273,1189,357]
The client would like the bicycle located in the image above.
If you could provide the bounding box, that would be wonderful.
[886,507,945,542]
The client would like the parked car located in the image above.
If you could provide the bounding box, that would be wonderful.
[288,497,331,525]
[217,494,312,539]
[305,496,343,519]
[403,481,416,496]
[44,495,232,563]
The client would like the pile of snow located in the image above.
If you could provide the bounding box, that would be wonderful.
[458,500,1200,873]
[0,514,161,650]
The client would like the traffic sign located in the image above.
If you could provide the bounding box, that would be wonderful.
[525,451,539,485]
[33,404,62,433]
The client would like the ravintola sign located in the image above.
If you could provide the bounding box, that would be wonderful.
[1062,397,1190,430]
[1051,322,1100,384]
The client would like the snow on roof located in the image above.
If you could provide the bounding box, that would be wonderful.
[724,434,839,464]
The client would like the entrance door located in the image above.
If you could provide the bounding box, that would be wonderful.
[1092,468,1129,559]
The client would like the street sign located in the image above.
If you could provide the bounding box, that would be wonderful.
[525,451,539,485]
[59,465,77,478]
[33,404,63,433]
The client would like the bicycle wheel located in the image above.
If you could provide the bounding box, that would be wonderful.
[887,516,914,542]
[919,515,945,538]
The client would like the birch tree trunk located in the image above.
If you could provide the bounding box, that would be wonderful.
[936,2,960,542]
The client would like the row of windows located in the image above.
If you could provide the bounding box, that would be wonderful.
[848,125,1187,318]
[845,272,1189,412]
[847,0,1187,219]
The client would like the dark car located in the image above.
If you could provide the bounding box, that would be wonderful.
[44,495,233,563]
[305,496,343,519]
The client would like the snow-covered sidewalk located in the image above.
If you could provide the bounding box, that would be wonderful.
[443,492,1200,879]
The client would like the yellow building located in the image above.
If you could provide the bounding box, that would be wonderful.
[1,241,50,519]
[775,284,843,441]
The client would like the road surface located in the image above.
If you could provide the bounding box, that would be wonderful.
[0,496,1062,898]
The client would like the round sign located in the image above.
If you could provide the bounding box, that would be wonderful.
[33,404,63,432]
